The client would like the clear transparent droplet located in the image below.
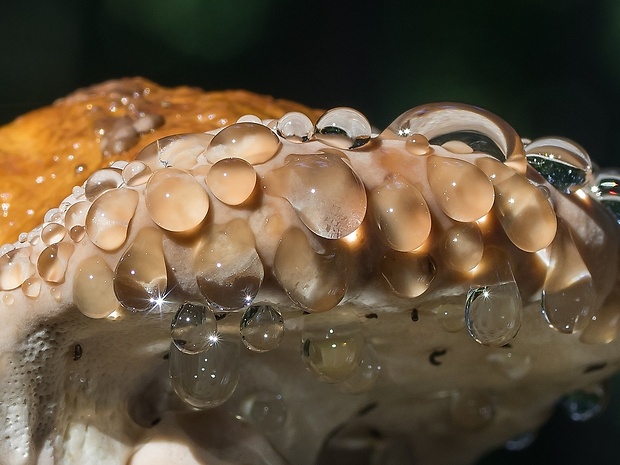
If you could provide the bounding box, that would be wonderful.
[122,161,152,186]
[405,133,432,155]
[315,107,372,149]
[40,223,67,245]
[84,168,124,201]
[206,157,256,205]
[206,122,280,165]
[339,343,381,394]
[171,301,218,354]
[561,383,608,422]
[21,276,42,298]
[435,304,466,332]
[276,111,314,142]
[240,392,288,431]
[37,242,74,284]
[85,188,139,251]
[137,134,212,170]
[0,247,35,291]
[64,201,89,230]
[240,305,285,352]
[73,256,117,319]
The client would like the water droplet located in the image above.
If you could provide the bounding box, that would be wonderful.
[525,137,592,192]
[73,256,117,318]
[137,134,212,170]
[114,227,167,312]
[339,343,381,394]
[370,175,431,252]
[145,168,209,233]
[86,188,139,251]
[435,304,466,332]
[240,305,284,352]
[2,293,14,306]
[442,223,484,272]
[427,155,495,222]
[315,107,371,149]
[64,201,89,231]
[0,247,35,291]
[206,158,256,205]
[476,157,557,252]
[561,383,608,422]
[505,432,536,451]
[84,169,124,201]
[380,250,435,298]
[486,351,531,380]
[301,307,364,382]
[274,228,349,312]
[170,301,218,354]
[590,170,620,223]
[37,242,74,283]
[69,225,86,243]
[206,122,280,165]
[236,114,262,124]
[194,219,263,310]
[450,390,496,430]
[40,223,66,245]
[542,221,593,333]
[122,161,152,186]
[264,152,367,239]
[276,112,314,142]
[169,336,240,409]
[240,392,288,431]
[21,276,41,298]
[405,134,432,155]
[50,286,62,301]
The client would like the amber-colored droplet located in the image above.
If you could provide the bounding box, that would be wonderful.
[145,168,209,233]
[41,223,67,245]
[427,155,495,222]
[74,256,118,319]
[206,158,256,205]
[137,134,213,170]
[37,242,74,284]
[64,201,89,230]
[122,161,153,186]
[206,122,281,165]
[0,247,35,291]
[21,276,42,298]
[84,168,124,201]
[86,188,139,251]
[69,225,86,243]
[405,134,432,155]
[443,223,484,272]
[380,250,435,298]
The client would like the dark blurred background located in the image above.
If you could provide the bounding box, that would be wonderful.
[1,1,620,463]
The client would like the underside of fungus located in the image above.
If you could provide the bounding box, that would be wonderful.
[0,79,619,465]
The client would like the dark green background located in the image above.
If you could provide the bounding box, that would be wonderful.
[1,1,619,463]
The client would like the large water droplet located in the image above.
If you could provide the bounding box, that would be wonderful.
[194,219,263,310]
[450,390,496,430]
[170,301,218,354]
[240,305,285,352]
[542,221,593,333]
[0,247,35,291]
[427,155,495,222]
[276,112,314,142]
[114,227,167,312]
[525,137,592,192]
[37,242,74,283]
[264,152,367,239]
[274,228,349,312]
[315,107,372,149]
[169,336,240,409]
[339,343,381,394]
[122,161,152,186]
[561,383,608,422]
[85,188,139,251]
[145,168,209,233]
[40,223,67,245]
[73,256,118,318]
[301,307,364,382]
[380,250,435,298]
[206,158,256,205]
[240,392,288,431]
[370,175,431,251]
[442,223,484,272]
[590,170,620,223]
[206,122,281,165]
[84,168,124,201]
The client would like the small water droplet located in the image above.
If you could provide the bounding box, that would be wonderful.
[405,134,432,155]
[170,301,218,354]
[276,112,314,142]
[84,169,124,201]
[240,392,288,431]
[450,390,495,430]
[561,383,608,422]
[2,293,14,306]
[50,286,62,301]
[69,225,86,243]
[339,343,381,394]
[40,223,67,245]
[301,307,364,382]
[0,247,35,291]
[64,201,89,230]
[206,158,256,205]
[435,304,466,332]
[74,164,86,175]
[122,161,152,186]
[442,223,484,272]
[74,256,117,319]
[380,251,435,298]
[21,276,41,298]
[37,243,74,283]
[206,122,280,165]
[86,188,139,251]
[169,336,240,409]
[240,305,284,353]
[315,107,371,149]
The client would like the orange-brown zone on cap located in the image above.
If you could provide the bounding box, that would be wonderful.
[0,77,323,245]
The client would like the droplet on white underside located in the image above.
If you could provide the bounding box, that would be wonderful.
[525,136,592,193]
[338,343,381,394]
[84,168,124,201]
[64,201,89,231]
[0,247,35,291]
[170,301,218,355]
[122,161,152,187]
[40,223,66,246]
[85,188,139,251]
[450,390,496,431]
[315,107,372,149]
[206,158,256,206]
[276,112,314,142]
[301,307,364,383]
[2,293,14,306]
[561,382,609,422]
[240,392,288,431]
[206,122,280,165]
[37,242,74,284]
[73,256,117,319]
[21,276,41,298]
[137,134,213,170]
[169,336,240,409]
[240,305,284,353]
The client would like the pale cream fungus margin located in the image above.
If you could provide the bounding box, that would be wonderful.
[0,80,619,465]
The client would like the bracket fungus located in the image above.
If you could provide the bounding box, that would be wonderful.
[0,79,619,465]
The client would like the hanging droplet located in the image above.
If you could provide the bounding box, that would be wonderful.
[435,304,466,332]
[64,201,89,231]
[40,223,67,246]
[114,227,167,312]
[122,161,152,186]
[240,305,285,352]
[206,122,281,165]
[263,152,367,239]
[301,306,364,382]
[561,383,608,422]
[450,390,496,431]
[339,343,381,394]
[442,223,484,272]
[170,301,218,354]
[405,134,432,155]
[169,336,240,409]
[542,221,594,333]
[580,287,620,344]
[476,157,557,252]
[145,168,209,233]
[276,112,314,142]
[370,175,431,252]
[525,136,592,192]
[315,107,372,149]
[427,155,495,222]
[84,168,124,201]
[240,392,288,431]
[273,228,349,312]
[590,171,620,223]
[137,134,212,170]
[380,250,435,298]
[206,158,256,205]
[85,188,139,251]
[73,256,118,319]
[37,242,74,283]
[21,276,41,298]
[193,219,263,310]
[0,247,35,291]
[486,352,532,380]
